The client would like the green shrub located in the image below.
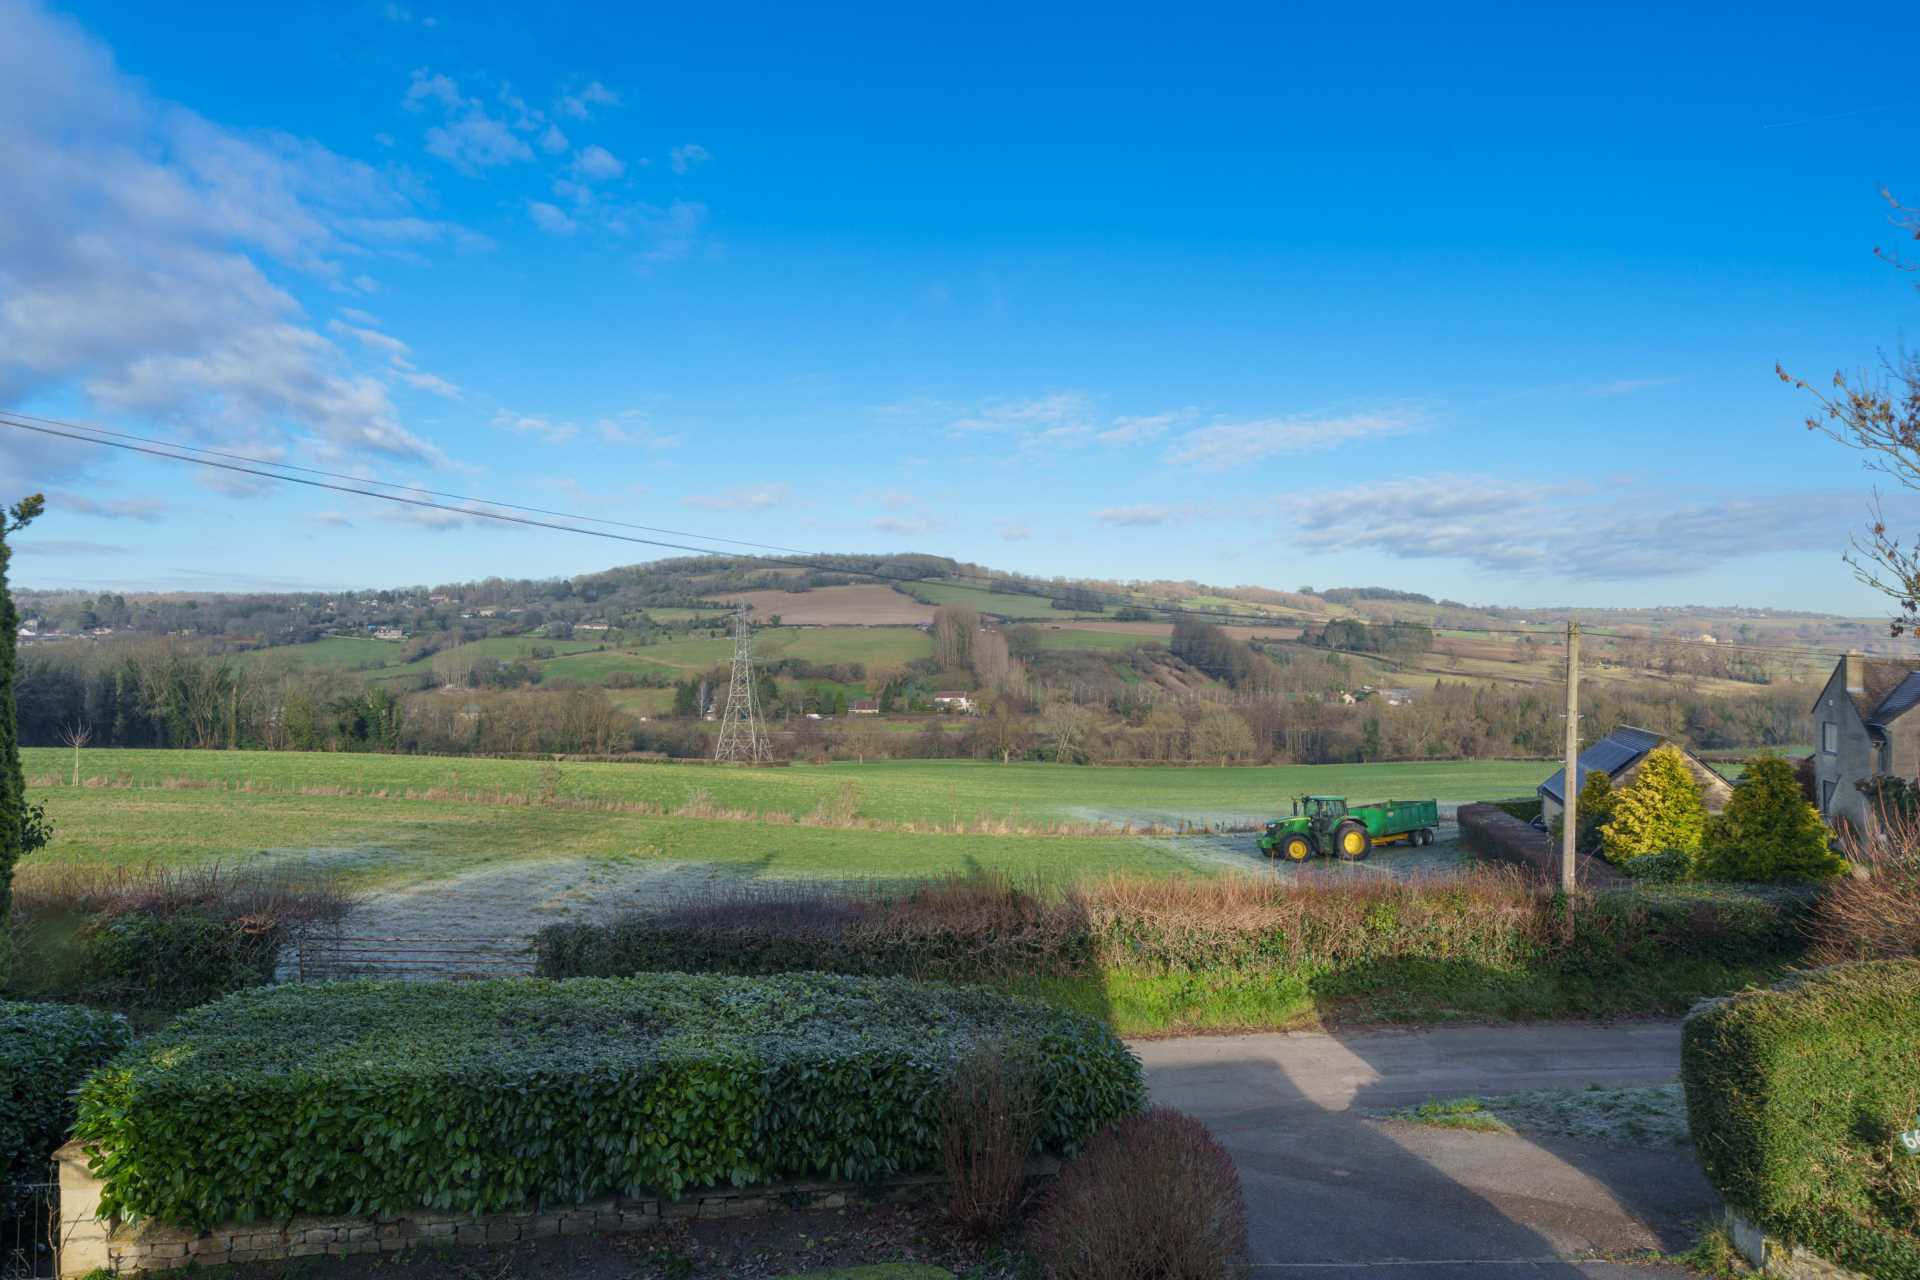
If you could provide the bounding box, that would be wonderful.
[79,913,282,1011]
[74,974,1144,1229]
[1,1001,131,1203]
[1682,961,1920,1278]
[1489,797,1543,823]
[1573,769,1617,855]
[1602,745,1707,868]
[1700,755,1847,883]
[1617,849,1692,883]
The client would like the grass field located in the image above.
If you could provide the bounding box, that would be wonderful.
[22,749,1550,891]
[910,581,1104,620]
[1024,626,1160,652]
[236,635,415,672]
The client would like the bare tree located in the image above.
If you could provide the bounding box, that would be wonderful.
[933,603,979,671]
[59,721,92,787]
[1786,189,1920,633]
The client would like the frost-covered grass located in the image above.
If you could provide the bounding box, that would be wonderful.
[1390,1083,1690,1147]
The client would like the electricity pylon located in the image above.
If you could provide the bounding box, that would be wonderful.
[713,607,771,763]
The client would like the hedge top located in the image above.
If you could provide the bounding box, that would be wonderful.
[1681,960,1920,1278]
[104,972,1107,1083]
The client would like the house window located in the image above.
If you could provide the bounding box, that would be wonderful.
[1822,779,1836,813]
[1822,722,1838,754]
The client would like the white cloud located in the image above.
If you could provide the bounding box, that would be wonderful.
[47,490,167,521]
[404,68,532,171]
[597,416,679,449]
[556,81,619,120]
[1164,410,1424,469]
[1291,474,1852,580]
[0,2,470,479]
[573,144,625,181]
[995,520,1032,541]
[13,538,129,557]
[948,392,1093,435]
[682,484,789,512]
[871,516,938,536]
[306,510,353,528]
[1097,410,1194,446]
[492,410,576,444]
[1584,376,1681,399]
[538,123,569,154]
[670,143,710,174]
[527,200,577,234]
[1094,504,1180,527]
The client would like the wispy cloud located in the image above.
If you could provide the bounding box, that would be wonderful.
[994,519,1032,541]
[0,4,458,483]
[404,70,532,171]
[1092,503,1204,528]
[683,483,790,512]
[557,81,619,121]
[597,416,680,449]
[1165,411,1424,469]
[15,538,129,557]
[527,200,577,235]
[48,491,167,521]
[572,144,625,181]
[1291,474,1852,580]
[670,143,710,174]
[1583,377,1680,399]
[492,410,576,444]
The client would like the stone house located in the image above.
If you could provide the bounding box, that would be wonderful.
[1536,725,1732,826]
[1811,652,1920,833]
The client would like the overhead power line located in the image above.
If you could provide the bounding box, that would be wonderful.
[1,408,1893,668]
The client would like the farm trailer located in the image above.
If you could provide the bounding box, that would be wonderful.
[1258,795,1440,862]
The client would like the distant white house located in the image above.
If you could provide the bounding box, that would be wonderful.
[371,626,407,641]
[932,691,977,714]
[849,699,880,715]
[576,622,610,632]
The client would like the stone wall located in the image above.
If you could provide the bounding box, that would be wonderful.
[55,1142,1044,1277]
[1456,802,1629,888]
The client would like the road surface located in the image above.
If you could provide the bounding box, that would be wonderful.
[1136,1021,1710,1278]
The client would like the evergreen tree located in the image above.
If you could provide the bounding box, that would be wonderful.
[2,494,47,943]
[1573,769,1617,854]
[1600,744,1707,867]
[1700,755,1847,882]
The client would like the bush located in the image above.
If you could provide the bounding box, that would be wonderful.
[1699,755,1846,883]
[1,1001,130,1203]
[74,973,1144,1228]
[1617,849,1692,882]
[1681,961,1920,1278]
[536,871,1810,1023]
[1602,745,1707,868]
[4,863,349,1012]
[1028,1107,1247,1279]
[1810,806,1920,963]
[1573,769,1617,855]
[940,1041,1042,1236]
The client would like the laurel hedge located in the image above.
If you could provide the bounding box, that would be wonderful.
[72,974,1144,1229]
[1682,961,1920,1279]
[1,1001,130,1204]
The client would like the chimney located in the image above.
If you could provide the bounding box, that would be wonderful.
[1845,650,1864,694]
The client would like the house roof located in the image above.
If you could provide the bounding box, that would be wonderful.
[1537,726,1666,805]
[1834,657,1920,724]
[1869,671,1920,728]
[933,690,970,699]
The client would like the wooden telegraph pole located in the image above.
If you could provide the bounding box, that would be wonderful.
[1561,621,1581,894]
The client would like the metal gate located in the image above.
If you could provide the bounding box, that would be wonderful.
[2,1173,57,1280]
[288,930,534,981]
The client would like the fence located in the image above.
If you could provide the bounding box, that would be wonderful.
[2,1173,57,1280]
[288,930,534,981]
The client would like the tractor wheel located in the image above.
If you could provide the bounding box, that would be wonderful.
[1281,834,1313,862]
[1413,828,1429,847]
[1334,821,1371,861]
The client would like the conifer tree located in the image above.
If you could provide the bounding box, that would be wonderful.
[1573,768,1617,854]
[1700,755,1846,882]
[1,494,47,940]
[1600,744,1707,866]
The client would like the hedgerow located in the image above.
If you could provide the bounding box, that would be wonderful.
[1,1001,130,1203]
[534,872,1809,1022]
[1682,961,1920,1278]
[73,973,1144,1229]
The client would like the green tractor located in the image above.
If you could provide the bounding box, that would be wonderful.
[1259,795,1440,862]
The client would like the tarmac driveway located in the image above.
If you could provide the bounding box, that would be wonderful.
[1135,1022,1711,1278]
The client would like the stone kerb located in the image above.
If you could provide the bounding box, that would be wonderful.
[54,1142,1055,1276]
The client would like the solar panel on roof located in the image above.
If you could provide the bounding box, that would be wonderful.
[1537,727,1666,803]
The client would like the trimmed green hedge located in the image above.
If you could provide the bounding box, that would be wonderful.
[79,912,283,1011]
[74,974,1144,1229]
[1,1001,131,1202]
[1682,961,1920,1278]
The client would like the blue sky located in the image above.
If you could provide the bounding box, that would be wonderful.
[1,0,1915,610]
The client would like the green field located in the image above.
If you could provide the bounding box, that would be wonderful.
[236,635,415,672]
[910,581,1103,619]
[1025,626,1162,652]
[22,749,1549,892]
